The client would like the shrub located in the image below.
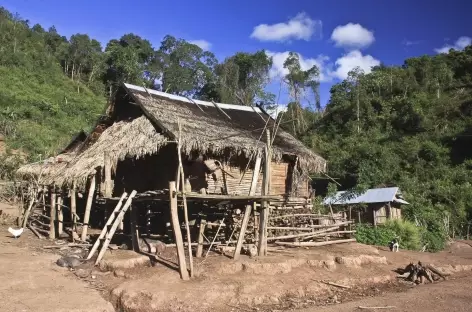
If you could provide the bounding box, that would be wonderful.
[355,219,422,250]
[355,223,397,247]
[384,219,422,250]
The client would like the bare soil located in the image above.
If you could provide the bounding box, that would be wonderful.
[0,225,114,312]
[2,222,472,312]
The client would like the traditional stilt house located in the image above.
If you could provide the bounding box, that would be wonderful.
[16,83,346,279]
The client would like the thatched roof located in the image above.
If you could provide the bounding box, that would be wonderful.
[16,82,326,188]
[125,84,326,173]
[17,116,167,188]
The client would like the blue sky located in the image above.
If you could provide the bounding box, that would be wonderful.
[2,0,472,108]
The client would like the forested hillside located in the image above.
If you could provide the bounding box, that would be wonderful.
[2,7,472,244]
[303,50,472,245]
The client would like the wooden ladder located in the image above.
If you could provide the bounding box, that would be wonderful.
[86,190,137,265]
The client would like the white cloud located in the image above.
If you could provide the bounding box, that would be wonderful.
[330,50,380,80]
[189,40,212,50]
[331,23,375,50]
[435,36,471,54]
[265,50,331,82]
[250,13,322,42]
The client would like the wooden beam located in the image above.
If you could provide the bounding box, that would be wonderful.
[169,181,189,280]
[195,218,206,258]
[103,152,113,197]
[70,182,77,234]
[81,174,96,241]
[275,238,356,247]
[234,156,262,260]
[130,202,140,252]
[57,194,63,235]
[49,187,56,239]
[258,130,271,256]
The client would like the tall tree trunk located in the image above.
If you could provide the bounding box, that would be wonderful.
[71,62,75,81]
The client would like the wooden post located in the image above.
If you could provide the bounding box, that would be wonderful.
[233,156,261,260]
[22,188,36,228]
[196,218,206,258]
[70,182,77,233]
[169,181,189,280]
[103,152,113,197]
[258,130,271,256]
[49,186,56,240]
[254,202,259,243]
[130,203,140,252]
[387,202,392,219]
[57,194,63,235]
[176,119,194,277]
[81,174,96,241]
[373,207,377,227]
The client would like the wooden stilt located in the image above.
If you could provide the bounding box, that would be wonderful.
[70,182,77,232]
[176,119,194,276]
[22,188,36,228]
[103,152,113,197]
[233,156,261,260]
[196,218,206,258]
[258,130,271,256]
[169,181,189,280]
[87,192,127,260]
[130,203,140,252]
[49,187,56,240]
[81,174,96,241]
[95,190,137,265]
[57,194,63,235]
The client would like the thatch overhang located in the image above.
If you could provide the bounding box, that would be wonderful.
[124,84,326,174]
[16,82,326,189]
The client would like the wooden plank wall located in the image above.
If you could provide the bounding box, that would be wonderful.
[205,160,309,197]
[206,166,263,195]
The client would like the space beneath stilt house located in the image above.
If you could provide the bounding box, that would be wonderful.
[15,82,353,280]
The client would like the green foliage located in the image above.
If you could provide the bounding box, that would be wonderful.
[356,220,423,251]
[355,224,397,247]
[384,219,422,250]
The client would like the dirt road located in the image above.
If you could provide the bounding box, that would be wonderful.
[301,272,472,312]
[0,237,114,312]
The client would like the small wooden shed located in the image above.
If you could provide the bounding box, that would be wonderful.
[323,187,408,226]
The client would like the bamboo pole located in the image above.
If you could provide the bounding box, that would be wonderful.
[258,130,271,256]
[169,181,189,280]
[177,119,194,277]
[95,190,137,265]
[70,182,77,234]
[57,194,63,235]
[22,188,37,228]
[87,192,127,260]
[49,187,56,239]
[234,156,261,260]
[267,226,341,241]
[81,175,96,241]
[103,152,113,197]
[196,218,206,258]
[275,238,356,247]
[130,203,140,252]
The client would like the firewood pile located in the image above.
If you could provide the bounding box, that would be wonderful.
[267,208,355,247]
[397,261,448,284]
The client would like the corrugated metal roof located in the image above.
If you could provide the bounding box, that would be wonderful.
[323,187,409,205]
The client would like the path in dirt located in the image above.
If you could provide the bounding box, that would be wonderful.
[301,272,472,312]
[0,241,114,312]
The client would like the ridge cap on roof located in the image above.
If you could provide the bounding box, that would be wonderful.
[123,83,264,113]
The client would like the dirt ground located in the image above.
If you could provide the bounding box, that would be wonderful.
[0,226,114,312]
[3,223,472,312]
